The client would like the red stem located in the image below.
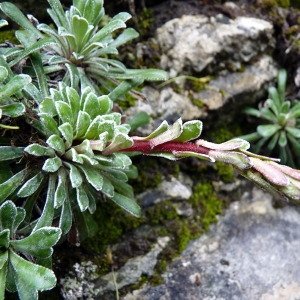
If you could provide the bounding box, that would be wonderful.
[120,140,210,155]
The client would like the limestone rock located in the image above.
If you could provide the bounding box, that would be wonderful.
[137,175,193,207]
[94,236,170,297]
[124,186,300,299]
[156,14,275,76]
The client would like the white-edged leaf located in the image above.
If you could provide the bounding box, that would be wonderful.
[17,172,44,198]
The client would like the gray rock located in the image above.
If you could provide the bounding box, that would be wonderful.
[156,14,274,76]
[126,55,277,135]
[137,175,193,207]
[124,186,300,300]
[94,236,170,297]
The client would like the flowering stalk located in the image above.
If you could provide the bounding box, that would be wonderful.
[120,118,300,202]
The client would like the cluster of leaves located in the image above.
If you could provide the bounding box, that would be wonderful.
[1,0,300,299]
[241,69,300,167]
[0,0,167,298]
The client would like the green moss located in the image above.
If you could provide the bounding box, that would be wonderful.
[84,201,146,254]
[192,98,205,109]
[214,161,234,183]
[0,30,19,44]
[259,0,290,8]
[137,8,154,38]
[190,182,223,231]
[147,201,179,225]
[176,220,192,253]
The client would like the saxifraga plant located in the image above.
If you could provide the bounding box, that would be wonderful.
[1,1,300,299]
[241,69,300,167]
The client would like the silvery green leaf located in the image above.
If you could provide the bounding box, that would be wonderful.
[0,74,31,99]
[0,103,25,118]
[267,132,279,151]
[98,95,113,115]
[148,152,177,160]
[108,78,144,101]
[111,193,140,217]
[47,0,69,29]
[0,230,10,250]
[12,207,25,234]
[76,186,89,212]
[0,250,8,270]
[196,138,250,151]
[78,154,98,165]
[9,249,57,291]
[46,135,65,155]
[278,131,287,147]
[173,151,215,162]
[42,157,62,173]
[133,120,169,141]
[99,167,128,182]
[84,115,103,140]
[0,261,7,299]
[0,2,42,37]
[64,162,83,188]
[11,227,61,259]
[17,172,44,198]
[101,176,114,197]
[265,99,279,116]
[268,86,281,108]
[112,11,132,22]
[98,121,115,140]
[54,168,67,208]
[39,114,60,135]
[39,98,57,117]
[25,144,55,157]
[126,111,150,131]
[111,153,132,169]
[0,170,26,204]
[243,107,261,117]
[66,87,80,121]
[280,101,290,114]
[59,198,72,236]
[102,112,122,124]
[64,148,84,164]
[88,19,126,44]
[110,28,139,48]
[72,15,93,51]
[250,157,289,186]
[285,126,300,138]
[58,122,73,149]
[83,92,101,119]
[0,19,8,28]
[175,120,202,142]
[33,174,56,232]
[55,101,73,125]
[209,150,252,170]
[289,102,300,119]
[65,63,80,90]
[75,111,91,139]
[0,200,16,233]
[0,146,24,161]
[119,68,169,81]
[73,139,93,157]
[277,69,287,103]
[5,261,16,293]
[260,107,277,122]
[76,164,103,191]
[102,133,133,155]
[89,132,108,151]
[8,38,55,67]
[0,66,8,82]
[149,119,182,148]
[257,124,281,138]
[24,83,43,104]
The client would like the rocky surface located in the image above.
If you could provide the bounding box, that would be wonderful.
[126,14,278,135]
[156,14,274,76]
[124,186,300,300]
